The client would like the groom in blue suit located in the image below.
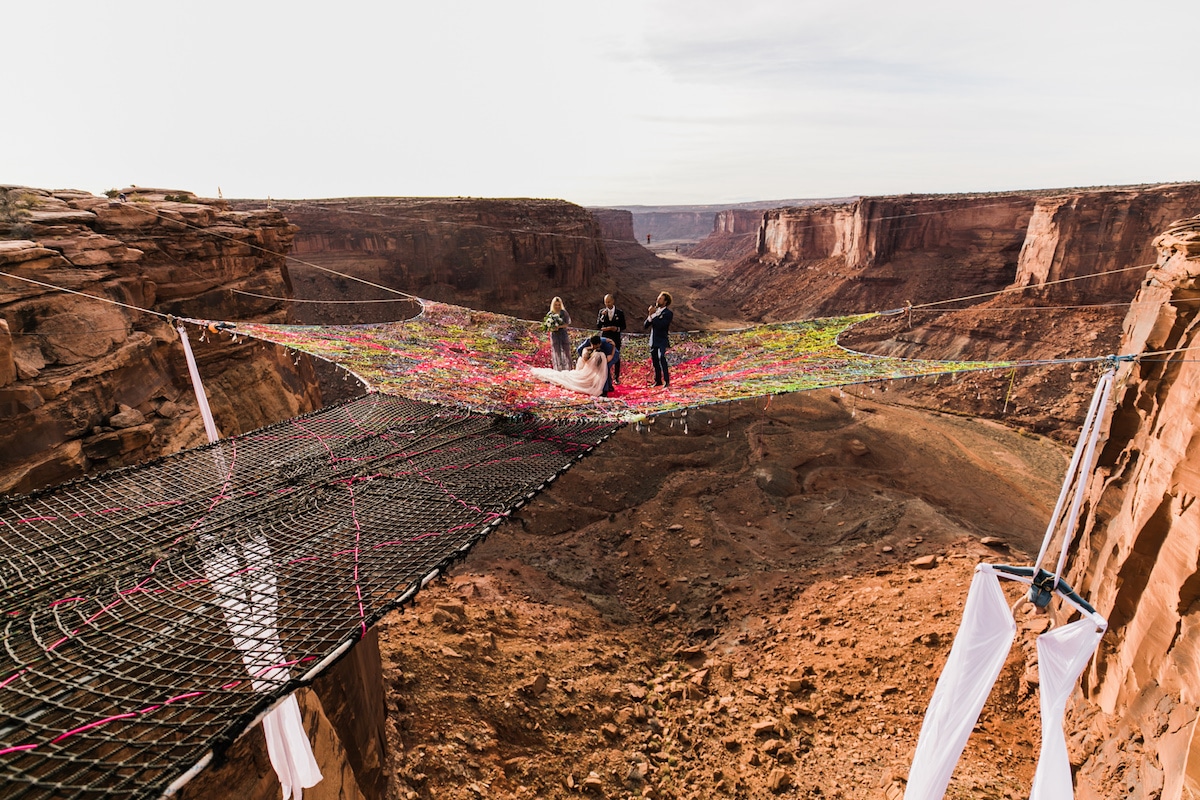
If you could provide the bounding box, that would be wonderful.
[643,291,673,388]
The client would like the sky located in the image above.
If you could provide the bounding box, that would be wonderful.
[5,0,1198,207]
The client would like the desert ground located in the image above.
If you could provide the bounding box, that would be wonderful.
[376,350,1070,799]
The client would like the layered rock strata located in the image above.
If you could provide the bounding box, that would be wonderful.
[0,186,320,493]
[1064,215,1200,799]
[247,198,611,324]
[688,208,763,260]
[707,184,1200,439]
[708,184,1200,319]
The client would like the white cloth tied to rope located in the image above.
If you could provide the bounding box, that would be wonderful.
[903,565,1106,800]
[181,323,322,798]
[903,568,1016,799]
[905,368,1115,800]
[205,536,323,799]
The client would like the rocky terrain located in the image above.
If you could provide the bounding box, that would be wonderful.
[0,185,321,493]
[237,198,614,325]
[7,184,1200,799]
[377,392,1068,800]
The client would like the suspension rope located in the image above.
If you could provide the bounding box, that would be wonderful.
[910,263,1157,310]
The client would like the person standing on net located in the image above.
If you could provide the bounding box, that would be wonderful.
[596,294,626,384]
[644,291,673,388]
[544,296,572,371]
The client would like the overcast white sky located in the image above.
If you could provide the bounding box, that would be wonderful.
[5,1,1197,206]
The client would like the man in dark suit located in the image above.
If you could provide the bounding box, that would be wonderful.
[643,291,673,388]
[576,334,617,396]
[596,294,627,384]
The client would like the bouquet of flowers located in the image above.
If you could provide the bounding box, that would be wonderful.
[541,312,565,331]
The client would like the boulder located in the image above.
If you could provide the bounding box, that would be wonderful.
[108,404,146,428]
[754,463,799,497]
[81,423,154,461]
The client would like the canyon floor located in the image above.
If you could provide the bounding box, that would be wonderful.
[375,375,1072,799]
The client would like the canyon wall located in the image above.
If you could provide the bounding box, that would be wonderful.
[588,207,636,244]
[1012,185,1200,302]
[1062,215,1200,799]
[250,198,611,323]
[628,210,717,244]
[711,184,1200,320]
[0,186,322,494]
[687,208,763,260]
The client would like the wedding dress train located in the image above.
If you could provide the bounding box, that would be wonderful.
[531,349,608,396]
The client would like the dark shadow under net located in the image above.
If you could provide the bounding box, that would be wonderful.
[1,394,618,799]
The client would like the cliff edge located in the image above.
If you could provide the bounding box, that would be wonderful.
[1064,214,1200,799]
[0,185,321,493]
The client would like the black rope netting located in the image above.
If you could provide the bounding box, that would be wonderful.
[1,394,618,799]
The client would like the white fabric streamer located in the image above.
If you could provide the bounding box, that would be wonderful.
[180,323,322,798]
[203,531,323,798]
[262,694,323,800]
[904,568,1016,800]
[176,325,220,443]
[1029,619,1104,800]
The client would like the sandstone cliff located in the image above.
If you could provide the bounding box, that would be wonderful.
[709,185,1200,318]
[687,208,763,260]
[244,198,612,324]
[1062,214,1200,799]
[709,184,1200,439]
[0,186,321,493]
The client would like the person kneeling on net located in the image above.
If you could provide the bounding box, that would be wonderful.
[529,338,610,396]
[575,334,616,396]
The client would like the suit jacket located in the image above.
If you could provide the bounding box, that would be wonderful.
[644,307,673,349]
[596,307,627,349]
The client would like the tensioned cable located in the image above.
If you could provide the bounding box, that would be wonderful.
[230,289,413,304]
[0,271,175,320]
[115,201,422,303]
[910,263,1157,310]
[0,263,1164,377]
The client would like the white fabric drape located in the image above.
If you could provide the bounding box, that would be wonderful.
[180,323,323,798]
[1029,618,1104,800]
[904,568,1016,800]
[263,694,324,800]
[205,536,323,799]
[176,325,220,443]
[530,351,608,395]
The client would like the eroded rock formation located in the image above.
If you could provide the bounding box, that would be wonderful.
[687,208,763,260]
[708,185,1200,318]
[243,198,611,324]
[1064,214,1200,799]
[0,185,320,492]
[703,184,1200,439]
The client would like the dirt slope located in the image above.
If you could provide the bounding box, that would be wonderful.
[379,393,1070,799]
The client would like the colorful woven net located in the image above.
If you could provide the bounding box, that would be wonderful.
[233,300,1013,421]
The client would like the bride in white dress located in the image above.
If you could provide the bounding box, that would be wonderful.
[530,346,609,396]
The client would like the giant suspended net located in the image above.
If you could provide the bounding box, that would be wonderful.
[0,393,618,799]
[231,300,1014,421]
[2,295,1025,798]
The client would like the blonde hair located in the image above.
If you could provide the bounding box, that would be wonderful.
[549,296,566,313]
